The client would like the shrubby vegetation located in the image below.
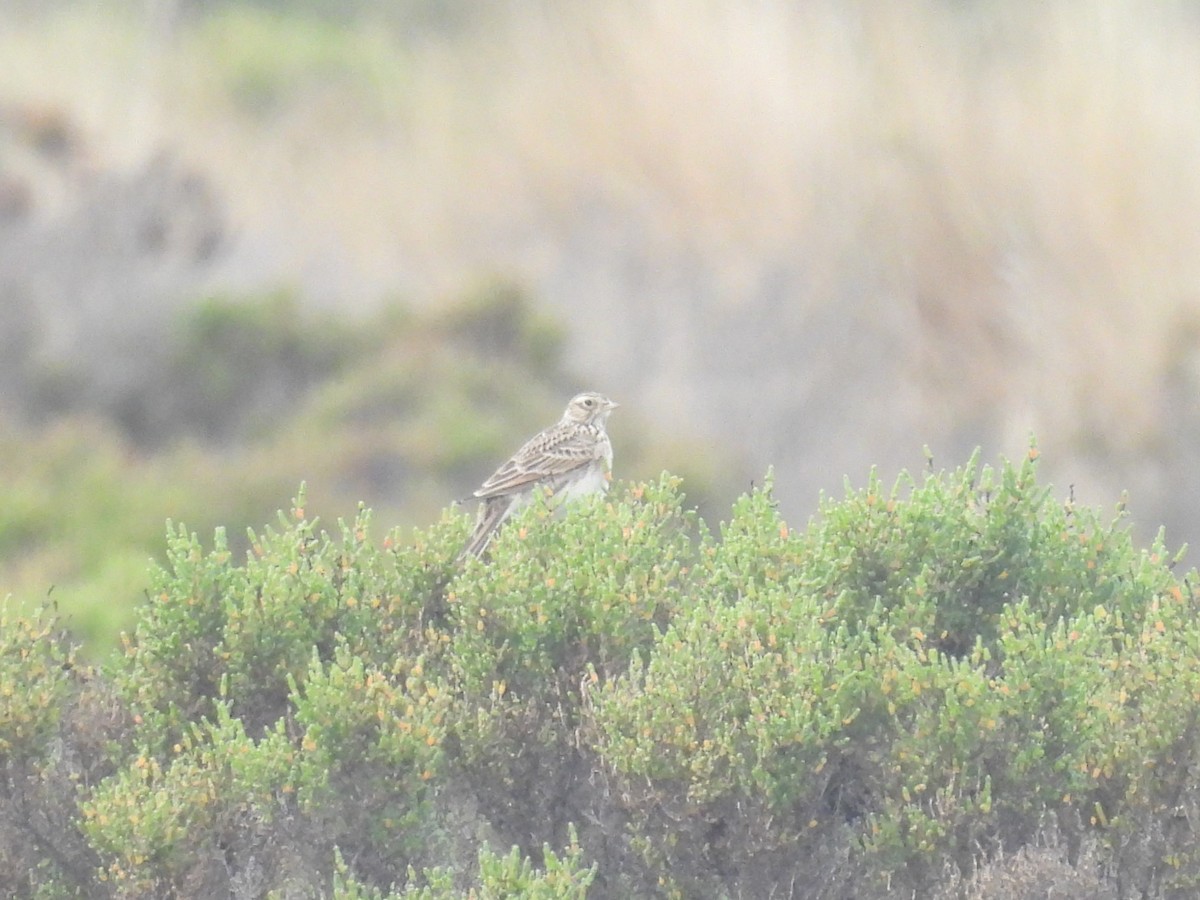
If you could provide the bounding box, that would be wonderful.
[4,451,1200,897]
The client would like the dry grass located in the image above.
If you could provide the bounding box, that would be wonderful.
[3,1,1200,535]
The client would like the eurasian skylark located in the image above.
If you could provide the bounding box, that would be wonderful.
[459,391,618,559]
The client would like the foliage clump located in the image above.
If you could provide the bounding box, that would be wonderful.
[5,450,1200,897]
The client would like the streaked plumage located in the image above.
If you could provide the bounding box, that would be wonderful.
[459,392,617,559]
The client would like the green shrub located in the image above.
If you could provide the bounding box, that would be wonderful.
[331,828,596,899]
[442,476,695,871]
[289,644,450,884]
[81,700,297,895]
[0,602,105,897]
[594,480,860,895]
[449,474,695,699]
[82,645,451,896]
[592,452,1198,896]
[8,449,1200,897]
[113,489,459,755]
[0,603,76,763]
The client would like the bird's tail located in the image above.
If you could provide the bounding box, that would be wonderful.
[458,497,511,561]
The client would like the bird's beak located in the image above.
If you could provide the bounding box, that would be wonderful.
[606,399,620,410]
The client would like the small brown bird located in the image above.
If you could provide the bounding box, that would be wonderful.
[459,391,618,559]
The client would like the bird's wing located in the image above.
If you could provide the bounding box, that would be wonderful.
[474,423,600,499]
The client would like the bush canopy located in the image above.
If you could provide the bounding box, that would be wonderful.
[4,449,1200,898]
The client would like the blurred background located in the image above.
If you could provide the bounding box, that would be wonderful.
[3,0,1200,654]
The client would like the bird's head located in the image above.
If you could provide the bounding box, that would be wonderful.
[564,391,618,425]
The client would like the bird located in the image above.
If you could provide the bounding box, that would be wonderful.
[459,391,618,560]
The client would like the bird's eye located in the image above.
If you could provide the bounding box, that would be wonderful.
[583,398,595,407]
